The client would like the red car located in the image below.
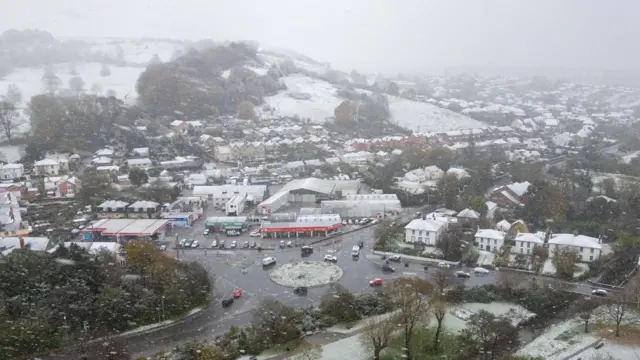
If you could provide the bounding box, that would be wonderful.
[369,278,383,286]
[233,289,242,298]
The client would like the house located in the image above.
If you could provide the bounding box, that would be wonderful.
[548,233,602,262]
[91,156,112,166]
[474,229,505,252]
[33,159,63,176]
[95,148,115,157]
[424,165,444,180]
[490,181,532,208]
[228,142,266,161]
[512,232,544,255]
[199,134,216,148]
[496,219,511,232]
[457,208,480,221]
[57,176,79,197]
[126,158,152,170]
[127,200,161,217]
[404,218,446,246]
[132,147,150,157]
[214,146,231,162]
[170,120,188,133]
[0,163,24,180]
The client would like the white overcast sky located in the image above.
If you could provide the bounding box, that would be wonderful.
[1,0,638,73]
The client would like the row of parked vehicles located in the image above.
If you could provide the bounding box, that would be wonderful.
[341,218,377,226]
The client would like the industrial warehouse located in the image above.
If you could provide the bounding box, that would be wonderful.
[257,177,361,215]
[259,214,343,238]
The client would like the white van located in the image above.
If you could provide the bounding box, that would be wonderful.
[351,245,360,257]
[474,267,490,274]
[262,257,276,266]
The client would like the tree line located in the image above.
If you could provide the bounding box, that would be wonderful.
[0,242,211,360]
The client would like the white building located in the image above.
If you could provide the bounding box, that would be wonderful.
[404,218,446,246]
[225,193,247,216]
[512,232,544,255]
[474,229,505,252]
[548,233,602,262]
[34,159,63,176]
[193,184,266,207]
[0,163,24,180]
[126,158,153,170]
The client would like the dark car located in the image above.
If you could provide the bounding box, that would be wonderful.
[301,246,313,257]
[221,298,234,308]
[382,264,396,272]
[294,286,308,296]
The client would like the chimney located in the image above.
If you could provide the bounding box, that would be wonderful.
[19,237,24,249]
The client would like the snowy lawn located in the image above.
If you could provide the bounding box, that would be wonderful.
[116,306,204,337]
[445,302,536,331]
[541,259,590,279]
[269,261,343,287]
[387,96,487,133]
[568,341,640,360]
[516,318,600,359]
[327,311,399,334]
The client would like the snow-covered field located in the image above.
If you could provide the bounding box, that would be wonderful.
[516,318,600,359]
[0,63,143,103]
[387,96,488,133]
[86,38,188,65]
[264,74,487,132]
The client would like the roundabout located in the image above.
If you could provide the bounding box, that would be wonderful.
[269,261,344,288]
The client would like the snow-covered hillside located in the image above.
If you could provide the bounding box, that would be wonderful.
[263,74,486,132]
[0,36,486,134]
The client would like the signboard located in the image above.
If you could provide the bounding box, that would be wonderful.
[84,233,92,241]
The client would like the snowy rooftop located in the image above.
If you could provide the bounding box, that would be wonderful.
[475,229,505,240]
[0,237,50,255]
[85,219,170,235]
[548,233,601,249]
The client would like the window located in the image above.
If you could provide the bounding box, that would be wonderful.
[412,229,415,235]
[520,241,523,247]
[590,256,593,261]
[418,237,422,243]
[494,239,497,245]
[527,242,531,248]
[590,248,594,254]
[419,230,423,235]
[520,248,524,253]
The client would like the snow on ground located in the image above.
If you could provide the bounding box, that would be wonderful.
[311,334,367,360]
[476,250,495,267]
[264,75,341,123]
[265,75,487,132]
[569,342,640,360]
[387,96,488,133]
[269,261,343,287]
[0,145,25,163]
[86,38,188,65]
[445,302,536,330]
[516,318,600,359]
[117,306,204,337]
[0,63,143,103]
[327,311,399,334]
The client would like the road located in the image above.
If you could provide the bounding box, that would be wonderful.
[38,203,601,359]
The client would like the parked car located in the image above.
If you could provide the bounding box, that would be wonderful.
[341,219,348,225]
[221,298,234,308]
[438,262,451,268]
[230,241,237,248]
[226,230,240,236]
[243,241,250,248]
[203,228,210,236]
[250,241,257,248]
[455,271,471,278]
[301,246,313,257]
[191,240,199,248]
[211,240,218,248]
[179,239,187,247]
[286,240,293,247]
[369,278,383,286]
[592,289,608,297]
[233,289,242,298]
[382,264,396,272]
[474,267,490,274]
[159,245,167,251]
[262,257,276,266]
[279,240,285,248]
[388,255,402,262]
[219,240,225,248]
[324,254,338,262]
[250,230,261,237]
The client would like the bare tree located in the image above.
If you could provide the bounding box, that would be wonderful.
[69,76,86,94]
[359,316,396,360]
[4,84,21,104]
[604,289,637,337]
[433,269,454,295]
[41,65,62,94]
[385,277,433,360]
[461,310,519,360]
[0,101,23,141]
[577,297,599,333]
[432,299,447,353]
